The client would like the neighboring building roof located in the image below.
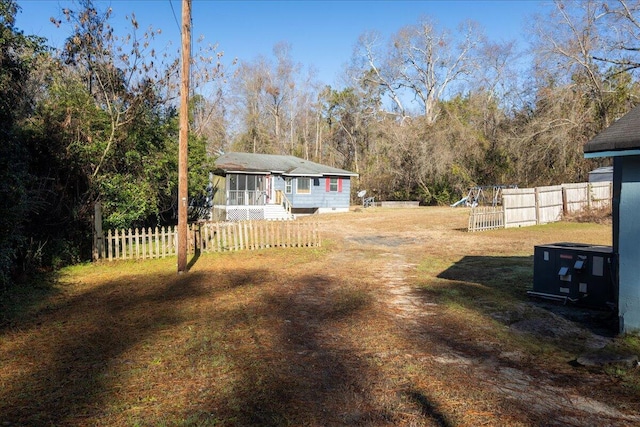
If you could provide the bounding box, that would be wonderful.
[214,152,358,177]
[588,166,613,183]
[584,105,640,158]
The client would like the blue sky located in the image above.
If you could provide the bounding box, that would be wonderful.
[16,0,547,86]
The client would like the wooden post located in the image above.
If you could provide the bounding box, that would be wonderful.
[147,227,152,259]
[202,223,208,252]
[160,226,166,258]
[216,222,221,252]
[107,229,113,261]
[177,0,191,272]
[126,228,131,259]
[534,187,540,225]
[222,223,228,251]
[93,202,103,261]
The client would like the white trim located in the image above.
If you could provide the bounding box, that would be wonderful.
[225,170,270,175]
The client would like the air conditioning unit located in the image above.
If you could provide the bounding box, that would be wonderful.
[531,243,615,308]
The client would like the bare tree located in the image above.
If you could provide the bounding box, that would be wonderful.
[350,18,482,125]
[530,0,640,128]
[229,57,270,153]
[390,18,482,124]
[351,31,408,123]
[190,39,236,155]
[595,0,640,76]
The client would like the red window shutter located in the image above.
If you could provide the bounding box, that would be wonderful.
[326,178,330,192]
[338,178,343,192]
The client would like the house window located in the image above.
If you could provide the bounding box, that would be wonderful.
[329,177,339,192]
[285,177,292,194]
[297,177,311,194]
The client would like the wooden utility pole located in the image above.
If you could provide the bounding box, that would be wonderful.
[177,0,191,273]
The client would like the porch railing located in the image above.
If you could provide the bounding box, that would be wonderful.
[228,190,267,206]
[275,190,292,216]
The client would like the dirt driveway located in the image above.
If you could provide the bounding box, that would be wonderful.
[313,207,640,426]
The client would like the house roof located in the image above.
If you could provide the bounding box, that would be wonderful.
[214,152,358,177]
[584,105,640,158]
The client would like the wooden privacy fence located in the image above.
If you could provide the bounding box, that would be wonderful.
[468,181,612,232]
[94,220,321,261]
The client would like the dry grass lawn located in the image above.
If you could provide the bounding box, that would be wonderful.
[2,207,640,426]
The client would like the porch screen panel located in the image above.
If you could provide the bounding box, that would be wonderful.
[229,174,247,205]
[247,175,255,204]
[229,175,238,205]
[229,174,267,206]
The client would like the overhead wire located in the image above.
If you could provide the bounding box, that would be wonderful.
[169,0,194,99]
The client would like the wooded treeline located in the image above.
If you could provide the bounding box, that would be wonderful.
[1,0,639,287]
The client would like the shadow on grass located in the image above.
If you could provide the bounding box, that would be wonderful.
[435,255,617,335]
[1,263,457,426]
[436,255,535,300]
[193,273,396,426]
[0,269,243,425]
[186,247,200,271]
[0,271,60,331]
[404,390,454,427]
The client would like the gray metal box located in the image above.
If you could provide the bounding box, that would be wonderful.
[532,243,614,308]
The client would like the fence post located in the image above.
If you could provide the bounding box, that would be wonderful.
[222,223,228,251]
[535,187,541,225]
[147,227,152,259]
[107,229,113,261]
[113,229,119,260]
[215,222,221,252]
[93,202,104,261]
[154,226,159,258]
[160,226,165,257]
[502,204,507,230]
[202,223,208,252]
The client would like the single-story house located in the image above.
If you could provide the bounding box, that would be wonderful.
[211,152,358,221]
[584,105,640,333]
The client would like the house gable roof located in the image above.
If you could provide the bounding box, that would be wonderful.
[214,152,359,177]
[584,105,640,158]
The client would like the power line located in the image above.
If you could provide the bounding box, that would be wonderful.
[168,0,181,33]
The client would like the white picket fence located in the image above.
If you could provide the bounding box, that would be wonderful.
[468,181,612,232]
[94,220,321,261]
